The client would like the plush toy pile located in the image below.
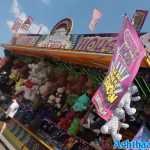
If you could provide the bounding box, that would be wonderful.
[0,56,146,150]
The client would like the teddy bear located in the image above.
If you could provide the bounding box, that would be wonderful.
[117,84,141,116]
[100,107,129,142]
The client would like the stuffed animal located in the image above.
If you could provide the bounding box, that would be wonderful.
[9,61,27,82]
[118,85,141,116]
[63,136,77,150]
[15,78,26,93]
[16,80,39,101]
[72,88,94,112]
[72,93,90,112]
[100,107,129,142]
[28,61,52,85]
[68,117,80,136]
[39,81,54,97]
[48,87,65,109]
[57,111,75,129]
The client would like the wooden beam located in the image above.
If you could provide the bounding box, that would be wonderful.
[1,44,149,69]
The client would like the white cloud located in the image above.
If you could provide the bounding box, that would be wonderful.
[6,20,14,30]
[7,0,49,34]
[41,0,51,5]
[12,0,26,20]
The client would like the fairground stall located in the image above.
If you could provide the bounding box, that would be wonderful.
[0,17,150,150]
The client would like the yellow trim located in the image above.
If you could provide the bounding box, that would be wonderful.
[0,107,54,150]
[3,128,29,150]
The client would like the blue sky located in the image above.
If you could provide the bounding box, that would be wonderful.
[0,0,150,56]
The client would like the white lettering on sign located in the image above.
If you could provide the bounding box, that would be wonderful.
[75,36,117,53]
[37,29,72,49]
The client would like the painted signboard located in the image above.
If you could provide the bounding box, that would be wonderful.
[11,34,40,46]
[75,36,117,53]
[50,18,73,35]
[36,18,73,49]
[92,17,146,121]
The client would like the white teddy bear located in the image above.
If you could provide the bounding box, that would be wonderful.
[100,85,140,141]
[100,107,129,142]
[118,84,141,116]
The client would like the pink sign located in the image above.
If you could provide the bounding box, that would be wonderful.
[92,17,146,121]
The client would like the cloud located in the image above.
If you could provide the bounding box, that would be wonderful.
[41,0,51,5]
[7,0,49,34]
[11,0,26,20]
[6,20,14,30]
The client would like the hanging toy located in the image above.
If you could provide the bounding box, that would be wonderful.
[118,84,141,116]
[100,107,129,142]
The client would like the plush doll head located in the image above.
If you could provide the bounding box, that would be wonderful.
[72,93,90,112]
[48,87,65,109]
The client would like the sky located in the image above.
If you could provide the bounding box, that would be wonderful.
[0,0,150,56]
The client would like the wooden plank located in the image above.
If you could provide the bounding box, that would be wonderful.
[2,44,149,69]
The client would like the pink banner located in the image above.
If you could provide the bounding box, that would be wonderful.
[92,16,146,121]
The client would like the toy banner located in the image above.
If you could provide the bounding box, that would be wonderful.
[89,8,102,32]
[132,10,148,32]
[92,16,146,121]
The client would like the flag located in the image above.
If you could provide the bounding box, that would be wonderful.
[21,16,33,31]
[92,16,146,121]
[11,17,23,33]
[132,10,148,32]
[89,8,102,32]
